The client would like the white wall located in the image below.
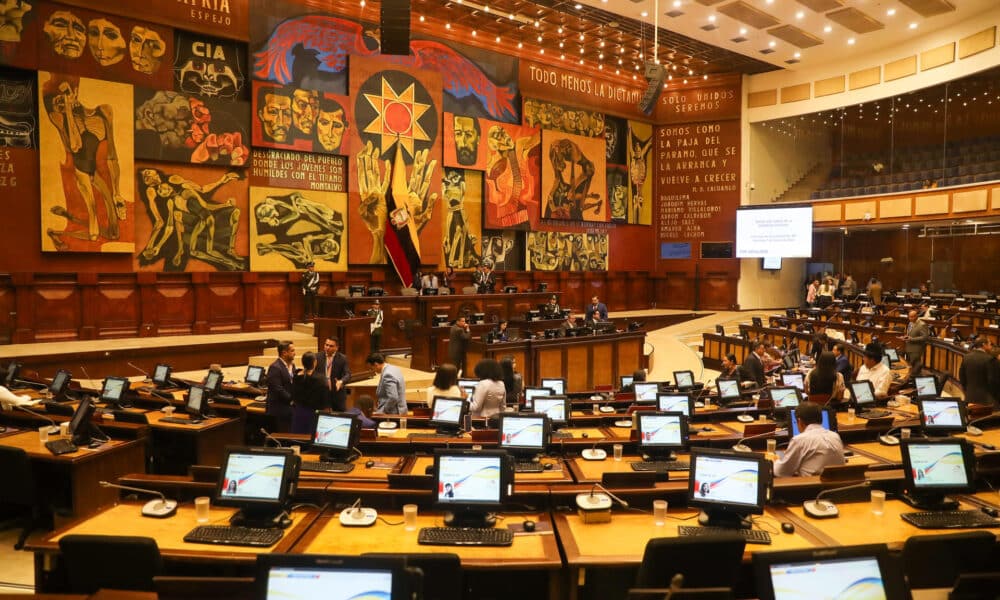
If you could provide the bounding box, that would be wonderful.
[737,257,807,310]
[748,123,830,203]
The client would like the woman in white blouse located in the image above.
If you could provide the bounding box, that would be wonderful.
[470,359,506,418]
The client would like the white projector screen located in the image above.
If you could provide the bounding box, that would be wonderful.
[736,206,813,258]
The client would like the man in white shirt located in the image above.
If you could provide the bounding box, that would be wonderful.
[774,403,845,477]
[856,343,892,398]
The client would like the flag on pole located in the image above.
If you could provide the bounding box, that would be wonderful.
[383,143,422,287]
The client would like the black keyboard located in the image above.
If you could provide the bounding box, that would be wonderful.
[859,410,891,420]
[407,432,451,439]
[677,526,772,545]
[160,416,202,425]
[630,460,690,472]
[301,460,355,473]
[247,401,267,410]
[901,510,1000,529]
[184,525,284,547]
[44,439,78,455]
[417,527,514,547]
[514,461,544,473]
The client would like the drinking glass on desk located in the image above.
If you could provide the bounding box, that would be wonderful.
[653,500,668,526]
[195,496,211,523]
[870,490,885,515]
[403,504,418,531]
[38,426,49,443]
[613,444,623,461]
[848,408,856,423]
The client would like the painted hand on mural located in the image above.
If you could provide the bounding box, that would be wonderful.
[356,140,389,263]
[406,147,438,232]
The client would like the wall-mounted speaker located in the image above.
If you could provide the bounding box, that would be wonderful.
[380,0,411,56]
[637,62,666,116]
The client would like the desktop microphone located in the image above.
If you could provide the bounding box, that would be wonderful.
[15,404,60,435]
[260,427,284,448]
[878,425,905,446]
[79,365,95,387]
[99,481,177,518]
[581,442,607,461]
[127,362,150,380]
[803,480,871,519]
[338,496,377,527]
[575,483,629,512]
[966,415,993,437]
[732,427,785,453]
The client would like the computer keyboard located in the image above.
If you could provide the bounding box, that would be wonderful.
[247,401,268,410]
[417,526,514,547]
[407,432,452,439]
[514,461,544,473]
[630,460,690,472]
[858,409,891,420]
[901,510,1000,529]
[677,526,772,545]
[300,460,355,473]
[44,439,78,455]
[184,525,284,547]
[160,416,203,425]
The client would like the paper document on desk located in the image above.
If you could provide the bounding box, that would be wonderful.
[0,386,39,408]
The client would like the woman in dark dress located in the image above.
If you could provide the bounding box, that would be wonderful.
[292,351,327,433]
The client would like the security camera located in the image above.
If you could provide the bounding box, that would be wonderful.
[749,183,756,191]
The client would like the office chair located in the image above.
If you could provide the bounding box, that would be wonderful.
[59,534,163,593]
[0,446,41,550]
[635,535,746,590]
[902,531,996,589]
[365,552,463,600]
[154,576,255,600]
[627,588,734,600]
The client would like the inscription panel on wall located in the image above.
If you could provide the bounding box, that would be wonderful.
[518,59,648,121]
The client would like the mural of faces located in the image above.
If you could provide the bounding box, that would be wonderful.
[87,18,125,66]
[0,0,32,42]
[129,26,165,74]
[315,98,347,152]
[523,97,605,137]
[291,88,318,136]
[174,32,246,101]
[258,89,292,142]
[453,115,480,166]
[44,10,85,59]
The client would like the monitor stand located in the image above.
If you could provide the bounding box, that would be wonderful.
[698,509,752,530]
[230,507,292,529]
[900,491,959,511]
[443,510,496,529]
[642,451,677,462]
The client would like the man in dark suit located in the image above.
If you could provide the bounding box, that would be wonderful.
[960,339,999,406]
[265,340,297,431]
[315,336,350,411]
[449,316,472,375]
[902,309,930,375]
[833,342,853,384]
[741,341,766,387]
[585,296,608,322]
[473,263,496,294]
[300,262,319,321]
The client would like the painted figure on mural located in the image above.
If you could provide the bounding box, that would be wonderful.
[442,168,479,269]
[87,18,126,67]
[257,86,292,143]
[315,97,348,153]
[129,26,166,74]
[41,74,126,249]
[290,88,318,140]
[628,126,653,220]
[452,115,480,166]
[0,0,33,43]
[545,138,601,220]
[484,124,538,229]
[43,10,85,59]
[254,191,345,269]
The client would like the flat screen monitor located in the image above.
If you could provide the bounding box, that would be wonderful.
[204,370,224,395]
[761,256,782,270]
[503,285,517,294]
[49,369,72,400]
[716,379,741,403]
[900,439,975,510]
[471,312,485,324]
[789,407,837,437]
[216,446,298,526]
[781,354,795,370]
[787,348,800,363]
[527,310,540,321]
[715,324,725,335]
[186,385,208,418]
[914,375,938,399]
[751,317,763,328]
[769,387,801,410]
[637,412,688,460]
[433,314,449,327]
[735,205,813,258]
[458,378,479,390]
[429,396,468,434]
[673,370,695,390]
[422,287,439,296]
[367,287,385,296]
[152,363,172,387]
[687,447,770,528]
[348,284,366,296]
[540,378,565,396]
[68,397,96,445]
[785,309,797,319]
[848,380,876,408]
[884,347,899,364]
[753,544,905,600]
[633,382,660,403]
[533,395,567,426]
[100,376,130,407]
[257,555,409,600]
[619,375,634,390]
[498,413,549,456]
[459,386,475,402]
[4,361,20,387]
[523,386,553,411]
[433,449,512,528]
[918,399,967,434]
[311,413,361,460]
[781,372,804,391]
[657,393,693,417]
[245,365,265,386]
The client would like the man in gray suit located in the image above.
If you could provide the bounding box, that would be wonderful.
[367,353,407,414]
[902,309,929,375]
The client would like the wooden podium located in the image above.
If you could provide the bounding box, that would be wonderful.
[314,317,375,381]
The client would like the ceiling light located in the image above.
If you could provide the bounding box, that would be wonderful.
[580,47,584,53]
[673,0,681,6]
[559,42,564,47]
[795,11,804,19]
[683,78,688,84]
[534,20,539,27]
[419,14,424,21]
[739,27,747,35]
[471,30,477,36]
[560,54,565,60]
[769,40,776,47]
[599,52,604,59]
[574,2,581,8]
[847,38,855,45]
[703,74,708,80]
[445,22,451,28]
[618,58,623,64]
[886,8,896,16]
[540,48,544,54]
[641,11,648,17]
[599,64,603,69]
[557,27,563,34]
[615,69,620,74]
[579,33,585,40]
[517,42,523,48]
[823,25,832,33]
[536,35,542,41]
[708,15,716,22]
[483,5,489,12]
[359,0,365,6]
[579,59,584,64]
[794,51,801,58]
[599,41,605,47]
[909,22,918,29]
[495,35,500,42]
[663,83,669,89]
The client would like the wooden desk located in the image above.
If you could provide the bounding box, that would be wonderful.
[0,431,145,519]
[145,411,243,475]
[297,454,405,483]
[407,454,573,485]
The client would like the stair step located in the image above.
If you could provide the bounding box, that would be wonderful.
[292,322,315,335]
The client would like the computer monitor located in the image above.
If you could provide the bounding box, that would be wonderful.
[657,393,694,417]
[633,382,660,403]
[527,310,541,321]
[848,380,877,409]
[753,544,906,600]
[367,287,385,296]
[716,379,741,404]
[311,413,362,461]
[429,396,469,435]
[687,447,770,529]
[914,375,938,399]
[785,309,797,319]
[918,399,968,435]
[637,412,688,461]
[498,413,549,458]
[348,284,366,297]
[523,386,554,411]
[433,448,512,528]
[422,287,439,296]
[673,370,695,390]
[459,386,475,402]
[900,438,976,510]
[100,376,131,408]
[68,397,97,445]
[619,375,634,390]
[185,385,209,420]
[769,387,801,411]
[4,361,20,388]
[540,378,565,396]
[432,314,449,327]
[245,365,265,386]
[787,348,800,364]
[884,347,899,364]
[751,317,763,328]
[49,369,72,401]
[471,312,485,324]
[789,407,837,437]
[204,369,224,396]
[780,372,804,391]
[152,363,172,387]
[216,446,299,528]
[533,395,567,427]
[458,378,478,390]
[503,285,517,294]
[715,324,725,335]
[781,354,795,370]
[256,554,410,600]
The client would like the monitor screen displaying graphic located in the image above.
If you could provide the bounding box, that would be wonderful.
[849,380,876,406]
[152,364,171,386]
[637,413,687,450]
[435,452,504,506]
[717,379,741,401]
[187,385,206,415]
[312,413,359,452]
[689,449,767,511]
[673,371,695,389]
[100,377,129,404]
[523,387,553,410]
[50,369,71,396]
[770,387,801,409]
[902,440,973,492]
[914,376,938,398]
[781,372,804,391]
[884,348,899,363]
[919,399,967,432]
[657,393,692,417]
[219,451,289,502]
[205,370,223,393]
[768,556,886,600]
[533,396,566,424]
[540,378,565,395]
[761,256,783,270]
[430,397,466,427]
[735,205,813,258]
[246,365,265,386]
[499,414,548,453]
[619,375,634,389]
[458,378,478,389]
[265,567,394,600]
[789,407,835,436]
[633,382,659,403]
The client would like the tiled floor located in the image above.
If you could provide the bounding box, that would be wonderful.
[0,527,35,594]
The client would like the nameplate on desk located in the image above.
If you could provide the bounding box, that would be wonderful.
[601,471,657,488]
[387,473,433,489]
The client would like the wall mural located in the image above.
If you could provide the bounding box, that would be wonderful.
[39,71,134,253]
[541,129,607,222]
[134,87,249,166]
[442,167,482,269]
[627,119,653,225]
[483,119,540,230]
[173,30,247,101]
[0,67,36,148]
[135,163,248,272]
[0,0,36,68]
[252,14,518,122]
[528,231,608,271]
[250,185,347,272]
[251,80,351,156]
[481,229,524,271]
[443,112,485,170]
[523,97,604,137]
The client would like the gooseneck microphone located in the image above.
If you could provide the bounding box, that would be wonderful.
[732,427,785,453]
[99,481,178,518]
[803,480,872,519]
[127,362,149,380]
[260,427,284,448]
[15,404,60,434]
[575,483,629,511]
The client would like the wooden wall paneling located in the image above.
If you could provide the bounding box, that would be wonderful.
[584,272,608,310]
[191,273,212,335]
[658,273,696,308]
[560,273,585,313]
[256,277,292,331]
[152,276,196,337]
[535,347,565,383]
[626,272,650,311]
[698,273,738,311]
[615,336,643,380]
[482,298,508,323]
[206,275,245,333]
[241,272,260,332]
[136,272,159,337]
[31,275,83,342]
[564,344,589,391]
[93,274,141,339]
[381,297,420,352]
[0,276,14,344]
[590,341,613,390]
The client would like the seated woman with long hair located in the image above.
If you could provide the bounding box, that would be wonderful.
[426,363,463,403]
[805,350,845,403]
[500,355,523,406]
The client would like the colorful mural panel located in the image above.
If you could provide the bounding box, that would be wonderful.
[134,86,249,166]
[250,185,347,272]
[540,129,607,222]
[528,231,607,271]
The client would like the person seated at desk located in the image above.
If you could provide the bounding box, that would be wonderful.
[805,351,846,405]
[541,295,561,319]
[833,342,853,385]
[741,341,767,387]
[367,353,407,415]
[856,343,891,399]
[960,339,1000,406]
[762,342,783,372]
[425,363,462,403]
[720,353,742,380]
[773,402,845,477]
[494,320,511,342]
[420,271,440,291]
[559,314,578,337]
[470,358,505,418]
[501,356,522,406]
[347,394,377,429]
[292,351,327,434]
[585,295,608,322]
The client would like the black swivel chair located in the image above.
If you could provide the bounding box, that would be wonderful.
[902,531,996,589]
[364,552,463,600]
[0,446,41,550]
[635,535,746,590]
[58,534,163,593]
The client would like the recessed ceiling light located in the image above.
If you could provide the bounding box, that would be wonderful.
[445,22,451,28]
[794,51,801,58]
[495,35,500,42]
[517,42,523,48]
[708,14,716,22]
[579,33,585,40]
[557,27,563,34]
[641,10,648,17]
[823,25,832,33]
[703,74,708,80]
[886,8,896,16]
[769,40,776,47]
[909,22,918,29]
[419,14,424,21]
[471,30,477,36]
[795,11,804,19]
[847,37,855,45]
[559,42,564,48]
[537,35,542,41]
